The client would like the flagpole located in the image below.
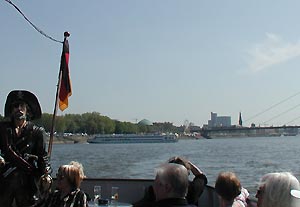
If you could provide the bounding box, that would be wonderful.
[48,70,61,157]
[48,32,70,157]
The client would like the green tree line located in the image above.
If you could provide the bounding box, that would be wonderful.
[0,112,183,135]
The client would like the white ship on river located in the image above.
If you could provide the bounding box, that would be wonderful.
[87,133,178,144]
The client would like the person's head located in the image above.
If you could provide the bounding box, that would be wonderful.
[4,90,41,121]
[256,172,300,207]
[56,161,85,191]
[168,156,191,172]
[153,163,189,201]
[215,171,241,203]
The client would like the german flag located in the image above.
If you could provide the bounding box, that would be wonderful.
[59,33,72,111]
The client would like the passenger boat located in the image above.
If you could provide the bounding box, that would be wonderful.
[87,134,178,144]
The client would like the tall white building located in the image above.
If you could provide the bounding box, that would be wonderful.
[208,112,231,128]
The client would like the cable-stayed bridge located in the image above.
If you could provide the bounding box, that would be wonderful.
[191,125,300,139]
[243,91,300,126]
[190,91,300,138]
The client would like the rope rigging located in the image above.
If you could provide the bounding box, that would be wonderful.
[4,0,71,157]
[4,0,63,43]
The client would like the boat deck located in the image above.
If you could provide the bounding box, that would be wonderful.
[53,178,257,207]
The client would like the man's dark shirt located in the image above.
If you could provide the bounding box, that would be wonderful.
[133,174,207,207]
[155,198,197,207]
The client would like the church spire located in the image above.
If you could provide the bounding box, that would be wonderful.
[239,112,243,126]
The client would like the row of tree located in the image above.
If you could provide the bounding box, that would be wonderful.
[0,112,184,135]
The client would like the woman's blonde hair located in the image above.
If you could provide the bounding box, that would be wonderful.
[58,161,85,189]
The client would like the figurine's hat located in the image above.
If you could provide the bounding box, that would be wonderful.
[4,90,42,120]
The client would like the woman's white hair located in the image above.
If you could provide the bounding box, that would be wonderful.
[258,172,300,207]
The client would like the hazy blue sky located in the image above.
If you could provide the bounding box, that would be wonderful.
[2,0,300,127]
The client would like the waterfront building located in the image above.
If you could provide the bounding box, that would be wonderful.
[208,112,231,128]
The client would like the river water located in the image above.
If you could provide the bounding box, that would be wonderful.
[50,135,300,198]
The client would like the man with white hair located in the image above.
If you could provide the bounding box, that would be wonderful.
[153,163,196,207]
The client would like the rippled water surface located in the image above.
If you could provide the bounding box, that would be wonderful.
[50,136,300,197]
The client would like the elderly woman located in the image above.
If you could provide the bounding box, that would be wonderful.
[256,172,300,207]
[215,171,249,207]
[44,161,88,207]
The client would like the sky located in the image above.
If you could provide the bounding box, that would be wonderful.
[2,0,300,127]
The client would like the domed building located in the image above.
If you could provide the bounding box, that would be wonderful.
[138,119,153,126]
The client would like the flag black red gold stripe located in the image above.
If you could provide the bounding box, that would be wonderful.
[59,37,72,111]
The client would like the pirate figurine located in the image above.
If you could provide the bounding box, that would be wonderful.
[0,90,52,207]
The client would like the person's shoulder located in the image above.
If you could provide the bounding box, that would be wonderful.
[28,122,45,135]
[232,200,246,207]
[78,189,87,195]
[186,205,197,207]
[30,122,45,132]
[74,189,88,205]
[0,121,12,136]
[0,120,11,127]
[193,173,208,185]
[76,189,88,199]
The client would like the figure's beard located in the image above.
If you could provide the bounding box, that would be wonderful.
[12,111,26,120]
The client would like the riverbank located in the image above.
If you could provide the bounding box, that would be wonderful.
[45,135,90,144]
[46,134,201,144]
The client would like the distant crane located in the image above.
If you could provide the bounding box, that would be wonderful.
[183,119,190,134]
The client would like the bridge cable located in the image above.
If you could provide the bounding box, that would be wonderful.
[285,116,300,125]
[244,91,300,123]
[262,102,300,125]
[4,0,62,44]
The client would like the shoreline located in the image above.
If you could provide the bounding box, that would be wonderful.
[45,135,90,144]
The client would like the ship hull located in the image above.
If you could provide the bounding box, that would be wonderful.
[87,134,178,144]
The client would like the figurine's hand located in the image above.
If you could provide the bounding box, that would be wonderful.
[0,156,5,167]
[0,156,5,168]
[39,174,53,192]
